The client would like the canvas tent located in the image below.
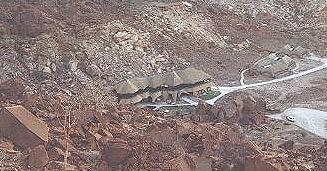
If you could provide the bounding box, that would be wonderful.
[252,54,296,77]
[185,82,214,96]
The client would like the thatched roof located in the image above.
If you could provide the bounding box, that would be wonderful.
[114,77,149,95]
[119,92,151,104]
[185,82,215,93]
[176,68,211,85]
[114,68,212,95]
[164,71,184,87]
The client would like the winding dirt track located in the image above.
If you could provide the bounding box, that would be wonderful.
[207,54,327,105]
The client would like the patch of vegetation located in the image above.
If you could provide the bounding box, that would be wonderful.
[159,105,194,116]
[199,90,221,100]
[31,71,48,82]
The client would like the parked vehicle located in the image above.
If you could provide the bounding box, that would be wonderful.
[286,116,296,122]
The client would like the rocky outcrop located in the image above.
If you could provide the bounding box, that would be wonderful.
[0,1,326,170]
[99,137,132,167]
[28,145,49,169]
[190,101,212,122]
[191,91,267,125]
[0,100,325,171]
[0,105,49,148]
[244,156,284,171]
[212,91,266,125]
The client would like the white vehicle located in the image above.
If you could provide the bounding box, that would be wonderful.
[286,116,296,122]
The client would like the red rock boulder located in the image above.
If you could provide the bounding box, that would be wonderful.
[245,156,283,171]
[211,92,267,125]
[99,138,132,167]
[191,101,212,122]
[29,145,49,169]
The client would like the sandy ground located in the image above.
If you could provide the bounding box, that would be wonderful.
[268,108,327,139]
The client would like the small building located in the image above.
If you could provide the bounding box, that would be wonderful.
[0,105,49,148]
[114,68,214,104]
[185,82,215,96]
[251,53,296,78]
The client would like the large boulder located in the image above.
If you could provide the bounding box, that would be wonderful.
[0,105,49,148]
[244,156,284,171]
[13,5,48,37]
[191,101,212,122]
[99,138,132,167]
[211,91,267,125]
[28,145,49,169]
[191,92,267,125]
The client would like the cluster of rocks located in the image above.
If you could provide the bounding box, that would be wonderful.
[191,91,267,125]
[0,1,326,170]
[0,78,326,170]
[0,1,192,107]
[209,0,326,31]
[0,0,325,108]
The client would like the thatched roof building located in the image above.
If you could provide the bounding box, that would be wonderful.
[114,68,213,104]
[115,68,212,95]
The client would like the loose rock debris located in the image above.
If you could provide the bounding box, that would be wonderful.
[0,97,326,170]
[0,0,326,170]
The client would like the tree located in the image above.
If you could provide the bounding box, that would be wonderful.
[57,104,77,170]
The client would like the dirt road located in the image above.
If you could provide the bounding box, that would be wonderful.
[142,54,327,109]
[207,54,327,105]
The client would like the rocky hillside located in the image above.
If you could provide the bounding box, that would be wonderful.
[0,0,326,170]
[0,0,326,106]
